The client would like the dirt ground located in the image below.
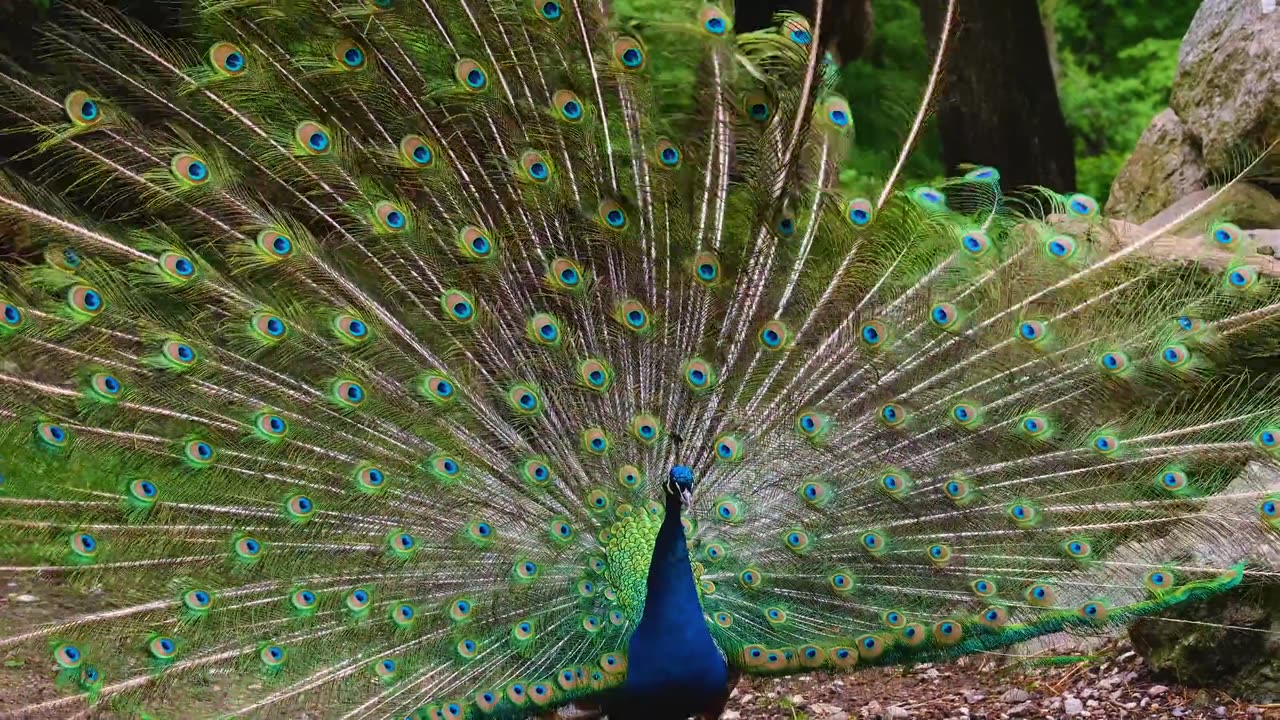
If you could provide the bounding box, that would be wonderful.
[4,579,1279,720]
[725,644,1280,719]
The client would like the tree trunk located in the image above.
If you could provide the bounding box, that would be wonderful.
[917,0,1076,191]
[735,0,874,63]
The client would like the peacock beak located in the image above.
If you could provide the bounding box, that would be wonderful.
[680,487,693,506]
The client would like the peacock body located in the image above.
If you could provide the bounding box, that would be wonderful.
[0,1,1277,718]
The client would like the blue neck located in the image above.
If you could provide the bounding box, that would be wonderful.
[620,492,728,714]
[643,493,705,622]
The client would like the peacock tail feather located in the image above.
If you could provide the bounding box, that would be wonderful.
[0,0,1277,718]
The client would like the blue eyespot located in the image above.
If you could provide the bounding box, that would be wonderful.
[308,132,328,151]
[187,162,207,181]
[224,52,244,72]
[749,103,769,121]
[606,209,625,227]
[344,48,364,66]
[622,48,642,67]
[829,109,849,126]
[540,1,561,19]
[705,17,725,34]
[661,147,680,166]
[790,29,811,44]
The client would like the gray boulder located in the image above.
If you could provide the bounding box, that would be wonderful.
[1107,0,1279,223]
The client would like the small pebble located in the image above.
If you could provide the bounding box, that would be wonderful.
[1000,688,1031,703]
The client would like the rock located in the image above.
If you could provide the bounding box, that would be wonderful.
[862,700,883,718]
[1064,698,1085,716]
[738,693,753,705]
[1130,582,1280,703]
[1170,0,1280,169]
[1007,700,1036,717]
[885,706,911,719]
[788,694,805,705]
[721,711,742,720]
[12,593,37,603]
[964,691,986,703]
[1147,685,1169,697]
[1105,108,1208,223]
[809,703,847,718]
[1138,183,1280,234]
[1216,707,1227,717]
[999,688,1031,703]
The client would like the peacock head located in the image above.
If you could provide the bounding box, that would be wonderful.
[666,464,695,506]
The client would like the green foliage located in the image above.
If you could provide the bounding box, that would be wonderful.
[824,0,1199,199]
[1045,0,1200,200]
[837,0,945,195]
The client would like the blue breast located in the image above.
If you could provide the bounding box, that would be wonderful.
[617,493,729,717]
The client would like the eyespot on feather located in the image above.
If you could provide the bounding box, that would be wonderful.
[597,199,629,230]
[158,252,198,283]
[0,300,26,333]
[617,464,642,489]
[548,258,585,291]
[535,0,563,21]
[454,59,489,91]
[373,200,409,232]
[398,134,435,168]
[293,122,332,157]
[613,37,646,70]
[160,340,198,370]
[64,90,102,127]
[170,153,211,185]
[744,92,771,123]
[519,150,554,183]
[333,39,367,70]
[255,229,295,261]
[507,384,542,415]
[250,312,288,343]
[581,426,609,455]
[783,16,812,45]
[654,138,682,168]
[88,372,124,403]
[758,319,790,349]
[552,89,584,122]
[698,5,730,35]
[578,358,613,391]
[616,299,651,333]
[818,96,852,132]
[209,42,247,76]
[66,285,104,317]
[440,290,477,324]
[1066,193,1098,217]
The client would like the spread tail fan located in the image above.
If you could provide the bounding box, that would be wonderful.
[0,1,1278,719]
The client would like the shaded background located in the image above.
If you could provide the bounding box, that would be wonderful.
[0,0,1202,201]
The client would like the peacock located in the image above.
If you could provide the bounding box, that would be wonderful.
[0,0,1278,718]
